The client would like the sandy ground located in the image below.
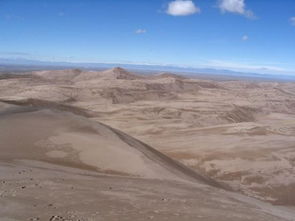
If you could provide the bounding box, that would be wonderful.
[2,160,295,221]
[0,104,295,221]
[1,67,295,219]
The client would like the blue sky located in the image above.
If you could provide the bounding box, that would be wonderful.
[0,0,294,75]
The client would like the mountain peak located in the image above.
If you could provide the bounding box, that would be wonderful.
[112,67,127,72]
[105,67,139,80]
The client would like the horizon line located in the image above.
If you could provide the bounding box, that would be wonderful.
[0,56,295,77]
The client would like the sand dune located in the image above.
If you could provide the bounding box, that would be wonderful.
[0,104,171,178]
[153,72,187,80]
[0,102,223,186]
[1,67,295,219]
[73,67,143,82]
[1,102,295,220]
[32,69,82,82]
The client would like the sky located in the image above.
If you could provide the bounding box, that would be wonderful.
[0,0,294,75]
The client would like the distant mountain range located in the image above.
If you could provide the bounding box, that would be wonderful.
[0,57,295,81]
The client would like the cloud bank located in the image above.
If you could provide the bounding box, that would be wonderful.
[166,0,200,16]
[290,17,295,26]
[218,0,254,18]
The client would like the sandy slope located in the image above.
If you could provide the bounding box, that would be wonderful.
[1,67,295,207]
[0,103,221,184]
[1,103,295,220]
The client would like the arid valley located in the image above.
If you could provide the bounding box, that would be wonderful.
[1,67,295,220]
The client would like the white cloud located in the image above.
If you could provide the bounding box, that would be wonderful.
[135,29,147,34]
[290,17,295,26]
[242,35,248,41]
[218,0,254,18]
[166,0,200,16]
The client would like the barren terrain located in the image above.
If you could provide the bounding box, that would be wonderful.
[1,67,295,220]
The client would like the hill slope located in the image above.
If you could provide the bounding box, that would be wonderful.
[1,102,294,221]
[0,101,222,186]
